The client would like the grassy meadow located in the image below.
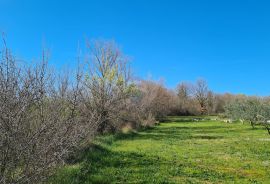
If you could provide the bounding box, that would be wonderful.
[51,117,270,184]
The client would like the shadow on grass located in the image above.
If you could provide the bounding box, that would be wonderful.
[51,119,243,184]
[103,125,226,142]
[164,117,214,123]
[53,140,231,184]
[53,141,171,184]
[115,133,224,142]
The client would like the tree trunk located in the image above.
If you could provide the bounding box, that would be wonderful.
[265,126,270,135]
[250,121,255,129]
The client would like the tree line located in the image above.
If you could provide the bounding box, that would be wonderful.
[0,37,267,183]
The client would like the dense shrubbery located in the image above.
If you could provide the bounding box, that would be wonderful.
[0,38,174,183]
[0,40,97,183]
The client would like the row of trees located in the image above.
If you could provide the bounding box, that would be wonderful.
[173,80,230,115]
[0,38,176,183]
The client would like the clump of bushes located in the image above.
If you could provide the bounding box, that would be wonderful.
[0,38,173,183]
[0,42,96,184]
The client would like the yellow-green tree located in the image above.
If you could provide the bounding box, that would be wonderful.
[85,40,135,133]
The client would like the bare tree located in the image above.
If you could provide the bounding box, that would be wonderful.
[193,79,209,114]
[176,82,193,115]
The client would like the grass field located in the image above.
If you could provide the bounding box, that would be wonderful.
[51,117,270,184]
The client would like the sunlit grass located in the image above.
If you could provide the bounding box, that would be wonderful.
[51,117,270,184]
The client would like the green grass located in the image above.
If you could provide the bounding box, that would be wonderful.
[51,117,270,184]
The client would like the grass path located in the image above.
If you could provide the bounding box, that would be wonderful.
[52,117,270,184]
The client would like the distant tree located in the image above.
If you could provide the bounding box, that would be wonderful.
[206,91,214,114]
[176,82,192,115]
[212,94,226,113]
[225,98,262,128]
[193,79,209,114]
[257,103,270,134]
[224,99,247,122]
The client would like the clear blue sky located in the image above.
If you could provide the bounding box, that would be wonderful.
[1,0,270,95]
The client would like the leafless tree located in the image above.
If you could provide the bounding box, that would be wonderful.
[193,79,209,114]
[176,82,193,115]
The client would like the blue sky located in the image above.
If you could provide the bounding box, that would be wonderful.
[1,0,270,95]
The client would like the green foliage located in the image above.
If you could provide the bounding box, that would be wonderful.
[225,100,251,120]
[51,117,270,184]
[225,98,270,132]
[124,83,137,95]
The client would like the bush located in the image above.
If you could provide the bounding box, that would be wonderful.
[0,41,96,183]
